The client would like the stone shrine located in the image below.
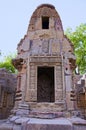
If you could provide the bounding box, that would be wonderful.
[12,4,76,117]
[1,4,86,130]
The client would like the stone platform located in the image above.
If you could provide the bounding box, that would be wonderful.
[0,117,86,130]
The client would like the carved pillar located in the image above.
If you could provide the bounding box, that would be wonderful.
[55,65,63,102]
[17,75,21,91]
[25,59,37,102]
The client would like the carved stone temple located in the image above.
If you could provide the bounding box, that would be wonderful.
[12,4,76,117]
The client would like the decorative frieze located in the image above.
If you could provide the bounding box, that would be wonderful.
[29,56,61,63]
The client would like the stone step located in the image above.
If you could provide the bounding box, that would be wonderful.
[25,118,72,130]
[0,117,86,130]
[29,111,64,119]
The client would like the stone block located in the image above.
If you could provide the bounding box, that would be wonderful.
[26,118,72,130]
[73,125,86,130]
[13,125,21,130]
[16,109,28,116]
[0,123,13,130]
[15,117,30,125]
[10,116,20,122]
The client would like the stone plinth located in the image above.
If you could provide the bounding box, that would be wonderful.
[0,117,86,130]
[0,117,72,130]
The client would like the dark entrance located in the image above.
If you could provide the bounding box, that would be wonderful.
[42,17,49,29]
[37,67,54,102]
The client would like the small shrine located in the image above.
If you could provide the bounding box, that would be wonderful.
[12,4,76,116]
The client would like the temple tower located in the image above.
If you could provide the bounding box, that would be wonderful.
[13,4,76,116]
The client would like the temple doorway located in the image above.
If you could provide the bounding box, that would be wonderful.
[37,67,54,102]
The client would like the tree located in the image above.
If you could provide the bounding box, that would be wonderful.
[65,23,86,74]
[0,50,1,55]
[0,53,17,73]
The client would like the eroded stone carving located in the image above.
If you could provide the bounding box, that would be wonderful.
[42,39,49,53]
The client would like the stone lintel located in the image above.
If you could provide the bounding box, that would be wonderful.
[29,56,61,63]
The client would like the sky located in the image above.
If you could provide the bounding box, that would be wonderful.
[0,0,86,60]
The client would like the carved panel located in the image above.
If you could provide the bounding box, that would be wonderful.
[52,43,57,53]
[28,89,37,102]
[30,57,61,63]
[29,65,36,86]
[42,39,49,53]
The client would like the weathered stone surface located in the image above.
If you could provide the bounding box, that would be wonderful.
[0,124,76,130]
[69,117,86,125]
[0,123,13,130]
[26,118,72,130]
[12,3,76,116]
[15,117,30,125]
[73,125,86,130]
[75,74,86,114]
[10,116,20,122]
[13,125,21,130]
[0,117,86,130]
[29,111,64,119]
[69,117,86,130]
[15,103,29,117]
[0,68,17,119]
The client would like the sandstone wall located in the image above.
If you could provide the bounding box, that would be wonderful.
[0,68,17,119]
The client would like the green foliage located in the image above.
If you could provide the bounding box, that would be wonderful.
[65,23,86,74]
[0,53,17,73]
